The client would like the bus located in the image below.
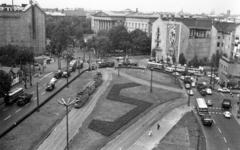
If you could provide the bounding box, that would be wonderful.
[196,98,209,116]
[188,68,200,74]
[147,62,164,70]
[4,88,24,104]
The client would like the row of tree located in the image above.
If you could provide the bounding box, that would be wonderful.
[0,45,34,97]
[86,25,151,58]
[178,52,222,68]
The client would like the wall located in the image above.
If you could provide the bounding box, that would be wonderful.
[187,38,211,60]
[0,4,46,55]
[179,23,190,61]
[209,26,218,60]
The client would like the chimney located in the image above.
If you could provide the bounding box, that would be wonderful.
[136,8,138,13]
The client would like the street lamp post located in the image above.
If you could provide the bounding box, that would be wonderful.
[36,82,40,111]
[89,48,91,71]
[150,67,153,93]
[58,98,76,150]
[188,89,191,106]
[66,51,69,87]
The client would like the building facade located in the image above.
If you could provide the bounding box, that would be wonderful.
[0,2,46,55]
[151,17,240,63]
[92,11,159,36]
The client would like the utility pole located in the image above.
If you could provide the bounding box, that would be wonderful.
[210,61,213,88]
[66,51,69,87]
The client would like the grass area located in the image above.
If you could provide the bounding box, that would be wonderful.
[153,111,206,150]
[122,69,181,88]
[88,83,153,136]
[69,74,182,150]
[0,71,97,150]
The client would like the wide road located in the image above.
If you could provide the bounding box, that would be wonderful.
[192,76,240,150]
[0,64,88,137]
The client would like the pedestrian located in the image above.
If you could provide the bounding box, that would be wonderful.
[148,130,152,137]
[157,124,160,130]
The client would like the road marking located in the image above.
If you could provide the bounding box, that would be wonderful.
[41,92,45,95]
[4,115,11,121]
[38,87,41,90]
[223,137,227,143]
[217,127,222,133]
[213,119,216,124]
[31,91,35,94]
[40,72,53,81]
[25,103,30,106]
[34,97,37,101]
[3,107,9,111]
[15,109,21,113]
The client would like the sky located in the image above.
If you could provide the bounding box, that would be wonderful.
[1,0,240,15]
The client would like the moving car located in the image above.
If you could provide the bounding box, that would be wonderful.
[46,82,55,91]
[206,99,213,107]
[69,66,76,72]
[223,111,231,118]
[17,93,33,106]
[50,77,57,84]
[218,87,230,93]
[201,114,213,126]
[191,82,196,87]
[222,99,232,109]
[200,89,207,96]
[54,70,62,79]
[185,83,191,89]
[189,89,194,96]
[206,88,212,95]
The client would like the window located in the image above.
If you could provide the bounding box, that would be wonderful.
[135,23,137,28]
[218,35,220,39]
[217,42,220,47]
[222,43,224,47]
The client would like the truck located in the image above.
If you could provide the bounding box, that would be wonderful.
[17,93,33,106]
[222,99,232,110]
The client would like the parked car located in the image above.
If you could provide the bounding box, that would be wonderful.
[54,70,63,79]
[201,114,213,126]
[185,83,191,89]
[69,66,76,72]
[189,89,194,96]
[194,72,204,77]
[99,61,115,68]
[218,87,230,93]
[62,70,70,78]
[173,72,179,76]
[46,82,55,91]
[17,93,33,106]
[206,88,212,95]
[206,99,213,107]
[180,76,185,80]
[223,111,232,118]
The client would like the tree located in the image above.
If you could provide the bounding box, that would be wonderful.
[130,29,151,54]
[0,70,12,98]
[94,36,111,58]
[109,25,130,50]
[190,55,199,67]
[179,53,186,66]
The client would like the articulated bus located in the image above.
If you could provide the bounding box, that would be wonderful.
[196,98,209,116]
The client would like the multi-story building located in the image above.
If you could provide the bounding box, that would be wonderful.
[151,17,240,63]
[91,10,159,36]
[0,1,46,55]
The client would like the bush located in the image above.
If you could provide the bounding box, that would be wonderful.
[88,83,152,136]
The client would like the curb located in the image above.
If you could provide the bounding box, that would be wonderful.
[0,68,89,139]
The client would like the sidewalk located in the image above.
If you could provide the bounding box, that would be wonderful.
[127,105,193,150]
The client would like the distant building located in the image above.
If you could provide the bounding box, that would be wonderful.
[92,10,159,37]
[151,17,240,63]
[0,2,46,55]
[64,8,86,19]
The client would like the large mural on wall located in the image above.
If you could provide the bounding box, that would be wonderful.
[234,35,240,57]
[166,23,180,63]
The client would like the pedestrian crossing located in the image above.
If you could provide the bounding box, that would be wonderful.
[209,107,223,110]
[209,112,224,115]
